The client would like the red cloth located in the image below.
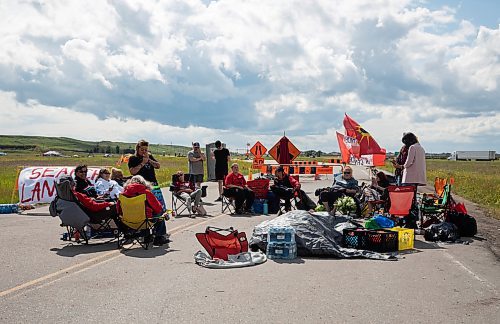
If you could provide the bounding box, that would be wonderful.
[224,172,246,188]
[118,183,163,218]
[73,190,112,212]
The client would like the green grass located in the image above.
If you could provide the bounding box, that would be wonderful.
[381,159,500,220]
[0,153,251,204]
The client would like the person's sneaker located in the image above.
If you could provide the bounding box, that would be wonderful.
[214,197,223,202]
[153,236,169,246]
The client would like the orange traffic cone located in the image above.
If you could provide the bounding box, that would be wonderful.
[248,169,253,180]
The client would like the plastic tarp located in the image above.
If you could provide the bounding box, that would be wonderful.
[194,251,267,269]
[250,210,396,260]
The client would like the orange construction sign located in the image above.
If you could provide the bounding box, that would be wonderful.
[252,157,265,169]
[250,141,267,158]
[268,137,301,164]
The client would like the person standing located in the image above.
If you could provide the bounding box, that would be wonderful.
[128,139,161,186]
[212,140,230,202]
[187,142,206,188]
[394,132,426,186]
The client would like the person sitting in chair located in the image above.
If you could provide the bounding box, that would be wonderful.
[224,163,255,214]
[363,171,390,215]
[66,175,121,226]
[74,164,98,198]
[173,171,204,217]
[271,166,316,212]
[318,166,360,216]
[95,168,123,200]
[118,175,169,246]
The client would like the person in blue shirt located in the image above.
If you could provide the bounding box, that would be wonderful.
[318,166,360,216]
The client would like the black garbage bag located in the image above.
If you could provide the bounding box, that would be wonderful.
[447,211,477,237]
[424,222,460,242]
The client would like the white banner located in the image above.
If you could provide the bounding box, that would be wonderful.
[18,166,102,204]
[349,155,374,166]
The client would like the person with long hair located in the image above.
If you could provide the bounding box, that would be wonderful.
[393,132,426,186]
[95,168,123,200]
[128,140,161,186]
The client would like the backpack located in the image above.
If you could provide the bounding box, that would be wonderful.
[447,211,477,237]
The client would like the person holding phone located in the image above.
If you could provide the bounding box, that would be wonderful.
[128,139,161,186]
[95,168,123,200]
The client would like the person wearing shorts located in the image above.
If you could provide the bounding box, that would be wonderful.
[187,142,206,188]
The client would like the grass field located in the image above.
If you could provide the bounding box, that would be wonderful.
[382,160,500,220]
[0,154,251,204]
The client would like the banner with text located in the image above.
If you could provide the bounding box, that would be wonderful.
[18,166,102,204]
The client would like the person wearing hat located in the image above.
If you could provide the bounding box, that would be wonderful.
[270,166,316,212]
[187,142,206,188]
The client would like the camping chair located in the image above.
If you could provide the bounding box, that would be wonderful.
[118,194,165,249]
[195,227,248,261]
[421,177,448,200]
[169,174,193,217]
[387,185,418,227]
[221,191,236,214]
[420,183,452,227]
[275,176,300,215]
[51,178,118,245]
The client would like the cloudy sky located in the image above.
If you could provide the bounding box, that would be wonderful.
[0,0,499,153]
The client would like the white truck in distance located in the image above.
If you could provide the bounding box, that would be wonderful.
[449,151,496,161]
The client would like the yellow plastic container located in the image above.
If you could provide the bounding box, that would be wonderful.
[390,227,414,250]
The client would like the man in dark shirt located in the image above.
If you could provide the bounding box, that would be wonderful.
[128,139,160,185]
[212,140,230,202]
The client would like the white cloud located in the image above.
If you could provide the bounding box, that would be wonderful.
[0,0,499,153]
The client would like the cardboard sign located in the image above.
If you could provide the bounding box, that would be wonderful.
[17,166,101,204]
[250,141,267,158]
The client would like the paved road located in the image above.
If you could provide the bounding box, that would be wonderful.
[0,166,499,323]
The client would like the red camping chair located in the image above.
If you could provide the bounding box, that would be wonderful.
[387,185,418,227]
[195,227,248,261]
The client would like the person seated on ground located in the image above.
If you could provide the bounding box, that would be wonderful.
[118,175,169,246]
[223,163,255,214]
[173,171,204,217]
[318,166,360,216]
[67,175,122,227]
[363,171,390,215]
[271,166,316,212]
[74,164,98,198]
[110,167,131,187]
[95,168,123,200]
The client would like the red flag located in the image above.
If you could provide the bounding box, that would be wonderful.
[343,114,384,155]
[336,132,351,163]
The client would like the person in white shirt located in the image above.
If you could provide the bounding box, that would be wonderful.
[95,168,123,200]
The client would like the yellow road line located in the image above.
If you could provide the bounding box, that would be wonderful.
[0,213,227,298]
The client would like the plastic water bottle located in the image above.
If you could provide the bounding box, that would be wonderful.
[85,226,92,239]
[263,202,268,215]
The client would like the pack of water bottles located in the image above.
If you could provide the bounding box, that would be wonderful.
[0,204,19,214]
[266,226,297,260]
